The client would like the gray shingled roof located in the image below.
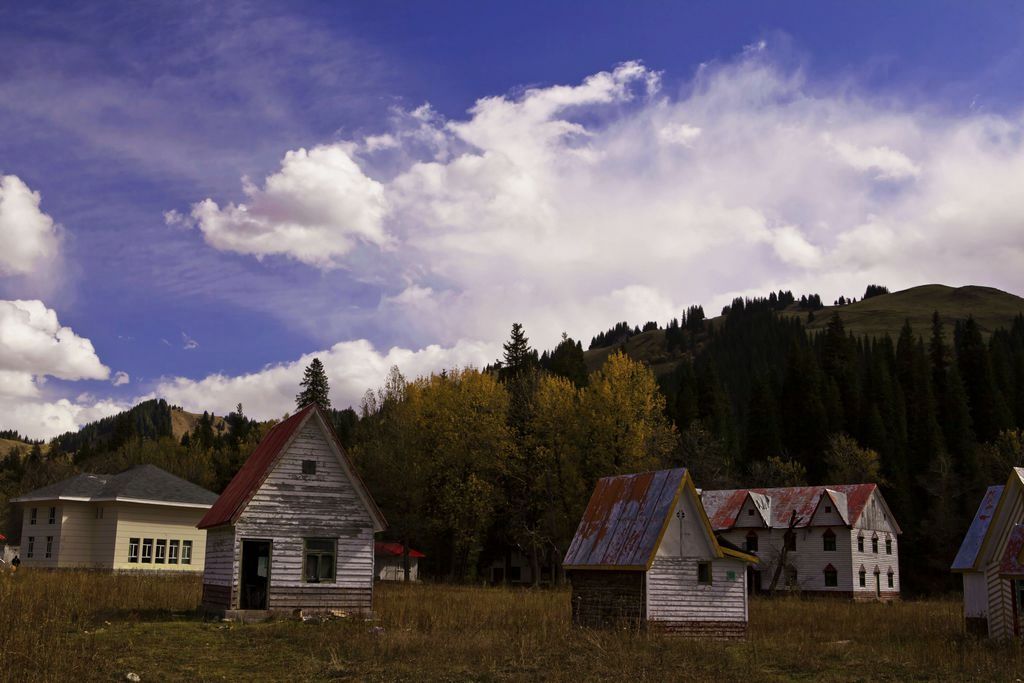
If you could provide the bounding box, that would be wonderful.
[11,464,218,507]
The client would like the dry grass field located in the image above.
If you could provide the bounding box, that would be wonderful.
[1,570,1023,682]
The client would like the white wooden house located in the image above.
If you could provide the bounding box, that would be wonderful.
[951,469,1024,639]
[198,404,386,617]
[564,468,757,638]
[375,542,424,582]
[701,484,901,599]
[9,465,217,570]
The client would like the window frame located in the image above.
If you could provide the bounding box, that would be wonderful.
[857,535,864,552]
[872,535,879,554]
[45,536,53,559]
[822,528,836,552]
[823,565,838,587]
[745,531,759,552]
[168,540,179,564]
[27,536,34,558]
[887,570,894,588]
[128,538,140,563]
[302,459,317,475]
[885,538,892,555]
[48,506,56,524]
[858,569,866,587]
[303,538,337,584]
[697,561,712,585]
[30,507,37,525]
[784,533,797,552]
[141,538,153,563]
[155,539,167,564]
[181,540,192,565]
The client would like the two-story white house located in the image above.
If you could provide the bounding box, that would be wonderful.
[701,484,901,599]
[10,464,218,570]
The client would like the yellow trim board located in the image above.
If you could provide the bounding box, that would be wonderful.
[721,547,759,564]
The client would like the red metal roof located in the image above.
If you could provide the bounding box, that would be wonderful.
[700,484,881,531]
[563,468,687,569]
[375,542,425,558]
[999,525,1024,577]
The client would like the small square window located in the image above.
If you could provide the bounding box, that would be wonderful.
[45,536,53,559]
[169,540,180,564]
[182,540,192,565]
[155,539,167,564]
[128,538,140,563]
[747,509,754,516]
[30,508,37,525]
[304,538,336,583]
[48,507,56,524]
[697,561,712,585]
[825,505,832,513]
[302,459,317,475]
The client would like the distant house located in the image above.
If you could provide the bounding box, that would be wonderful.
[375,542,424,581]
[701,484,901,600]
[952,469,1024,639]
[198,404,387,616]
[9,464,217,570]
[564,468,757,638]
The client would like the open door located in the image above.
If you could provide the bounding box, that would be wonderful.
[240,540,271,609]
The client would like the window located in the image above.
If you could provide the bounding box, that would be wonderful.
[155,539,167,564]
[45,536,53,559]
[169,540,180,564]
[872,536,879,554]
[887,570,894,588]
[859,569,866,587]
[302,459,317,475]
[304,539,336,583]
[95,507,104,520]
[885,538,892,555]
[30,508,37,525]
[128,538,140,563]
[27,536,34,558]
[747,508,754,516]
[182,540,192,565]
[48,507,56,524]
[825,505,832,514]
[745,532,759,552]
[784,533,796,552]
[823,529,836,552]
[508,566,522,582]
[857,535,864,552]
[823,565,838,587]
[697,561,712,585]
[142,538,153,563]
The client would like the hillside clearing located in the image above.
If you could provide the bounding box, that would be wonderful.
[2,572,1023,681]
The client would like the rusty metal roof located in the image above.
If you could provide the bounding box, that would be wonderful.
[198,404,385,531]
[999,524,1024,577]
[563,468,686,569]
[700,484,882,531]
[952,485,1005,571]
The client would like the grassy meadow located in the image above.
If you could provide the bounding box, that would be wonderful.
[1,570,1023,682]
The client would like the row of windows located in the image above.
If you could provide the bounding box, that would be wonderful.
[28,507,57,525]
[25,536,53,559]
[743,530,894,555]
[783,566,895,588]
[858,568,896,589]
[128,538,193,565]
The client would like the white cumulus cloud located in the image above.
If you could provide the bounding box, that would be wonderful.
[0,175,61,276]
[111,371,130,386]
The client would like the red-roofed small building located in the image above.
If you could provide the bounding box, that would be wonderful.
[197,404,386,617]
[374,542,425,581]
[701,483,901,600]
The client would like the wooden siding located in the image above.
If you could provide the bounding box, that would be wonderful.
[655,482,714,559]
[111,502,207,571]
[962,572,988,618]
[18,503,62,568]
[203,526,236,588]
[377,557,419,581]
[646,557,747,623]
[230,421,376,611]
[983,482,1024,639]
[57,502,118,568]
[569,570,645,628]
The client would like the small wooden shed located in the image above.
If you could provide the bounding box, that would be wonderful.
[564,468,757,638]
[198,404,386,617]
[952,467,1024,639]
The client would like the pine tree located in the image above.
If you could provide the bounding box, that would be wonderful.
[500,323,537,381]
[296,358,332,410]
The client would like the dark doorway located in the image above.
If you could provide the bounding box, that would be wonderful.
[747,569,762,594]
[240,540,271,609]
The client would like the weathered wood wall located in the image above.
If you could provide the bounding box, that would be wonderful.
[646,556,747,637]
[569,570,644,628]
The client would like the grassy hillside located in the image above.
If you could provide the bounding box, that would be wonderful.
[584,284,1024,374]
[169,406,226,441]
[793,284,1024,340]
[0,438,46,457]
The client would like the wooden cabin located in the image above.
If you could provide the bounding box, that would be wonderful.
[563,468,757,638]
[198,404,386,617]
[701,484,901,599]
[10,465,216,571]
[951,469,1024,639]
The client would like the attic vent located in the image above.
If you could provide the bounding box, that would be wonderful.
[825,505,832,513]
[302,460,317,475]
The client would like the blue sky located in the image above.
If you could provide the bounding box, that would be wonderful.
[2,2,1024,437]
